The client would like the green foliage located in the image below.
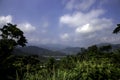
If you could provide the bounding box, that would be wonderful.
[88,45,98,53]
[113,24,120,34]
[72,58,120,80]
[0,23,27,63]
[22,43,120,80]
[0,23,27,53]
[99,45,112,52]
[0,23,27,80]
[23,58,120,80]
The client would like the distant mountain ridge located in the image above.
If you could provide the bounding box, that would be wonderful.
[38,44,68,51]
[38,44,82,55]
[13,46,66,56]
[58,47,82,55]
[13,43,120,57]
[97,43,120,50]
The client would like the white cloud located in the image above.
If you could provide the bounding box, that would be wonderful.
[65,0,96,11]
[0,15,36,33]
[60,33,69,41]
[60,9,112,34]
[18,23,36,33]
[0,15,37,44]
[0,15,12,27]
[76,24,92,33]
[60,9,104,27]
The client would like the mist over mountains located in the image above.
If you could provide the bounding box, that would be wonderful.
[13,46,66,56]
[13,43,120,57]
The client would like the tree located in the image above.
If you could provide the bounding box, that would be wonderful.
[113,24,120,34]
[0,23,27,80]
[0,23,27,55]
[88,45,98,53]
[99,45,112,52]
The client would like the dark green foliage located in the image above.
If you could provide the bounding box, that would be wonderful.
[88,45,98,53]
[0,23,27,54]
[12,55,40,79]
[59,55,76,70]
[113,24,120,34]
[0,23,27,80]
[99,45,112,52]
[0,23,27,61]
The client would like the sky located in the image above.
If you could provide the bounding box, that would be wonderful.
[0,0,120,47]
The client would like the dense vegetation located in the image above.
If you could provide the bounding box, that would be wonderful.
[0,23,120,80]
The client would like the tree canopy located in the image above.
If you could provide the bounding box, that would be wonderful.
[0,23,27,54]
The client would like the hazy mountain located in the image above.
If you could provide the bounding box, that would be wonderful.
[111,44,120,50]
[13,43,120,57]
[58,47,81,55]
[38,44,68,51]
[37,44,82,55]
[97,43,111,47]
[13,46,66,56]
[97,43,120,50]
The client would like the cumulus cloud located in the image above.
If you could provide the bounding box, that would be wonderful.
[18,23,36,33]
[60,9,104,27]
[0,15,37,44]
[0,15,36,33]
[75,24,92,33]
[65,0,96,11]
[60,9,112,34]
[0,15,12,27]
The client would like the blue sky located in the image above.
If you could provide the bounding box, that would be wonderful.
[0,0,120,47]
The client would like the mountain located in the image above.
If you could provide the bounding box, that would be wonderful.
[58,47,81,55]
[97,43,120,50]
[111,44,120,50]
[37,44,82,55]
[13,46,66,56]
[97,43,111,47]
[13,43,120,56]
[37,44,68,51]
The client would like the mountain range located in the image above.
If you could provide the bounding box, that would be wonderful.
[13,43,120,57]
[97,43,120,50]
[13,46,66,56]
